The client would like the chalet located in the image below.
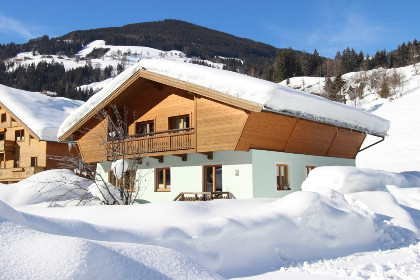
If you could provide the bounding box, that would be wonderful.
[0,84,82,183]
[58,59,389,202]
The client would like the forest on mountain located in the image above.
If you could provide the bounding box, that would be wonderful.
[0,19,419,101]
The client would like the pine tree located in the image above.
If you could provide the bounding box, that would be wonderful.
[379,77,390,98]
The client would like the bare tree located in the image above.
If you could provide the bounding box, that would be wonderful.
[40,105,148,206]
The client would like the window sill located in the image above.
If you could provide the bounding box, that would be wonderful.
[155,188,171,192]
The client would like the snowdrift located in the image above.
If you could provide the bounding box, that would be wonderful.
[0,169,121,207]
[1,167,419,278]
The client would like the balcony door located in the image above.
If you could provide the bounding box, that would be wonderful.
[203,165,222,192]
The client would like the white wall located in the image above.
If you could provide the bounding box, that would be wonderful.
[251,149,355,198]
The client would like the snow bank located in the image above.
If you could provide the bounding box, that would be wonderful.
[0,169,96,207]
[0,84,83,141]
[302,166,420,193]
[1,168,419,278]
[58,59,389,139]
[0,201,221,280]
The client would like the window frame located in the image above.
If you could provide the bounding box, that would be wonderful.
[30,157,38,167]
[203,165,223,193]
[108,169,136,192]
[1,113,6,123]
[305,165,317,177]
[276,164,291,191]
[169,114,190,130]
[135,120,155,136]
[155,167,171,192]
[15,129,24,142]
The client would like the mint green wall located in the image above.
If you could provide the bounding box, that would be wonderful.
[97,149,355,202]
[97,150,253,203]
[251,149,355,198]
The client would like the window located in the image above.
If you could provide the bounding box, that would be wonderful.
[305,165,316,177]
[276,164,290,190]
[15,129,24,141]
[169,115,190,130]
[203,165,223,192]
[1,113,6,123]
[31,157,38,167]
[135,120,154,135]
[0,132,4,141]
[108,170,117,187]
[123,170,136,192]
[155,167,171,191]
[108,170,136,192]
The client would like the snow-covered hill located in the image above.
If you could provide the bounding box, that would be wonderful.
[7,39,223,72]
[281,64,420,172]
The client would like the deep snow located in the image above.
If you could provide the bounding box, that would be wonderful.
[1,166,420,279]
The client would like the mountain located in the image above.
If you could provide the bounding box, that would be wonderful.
[1,19,285,77]
[61,19,278,63]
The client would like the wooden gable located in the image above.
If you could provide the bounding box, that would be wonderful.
[68,70,368,163]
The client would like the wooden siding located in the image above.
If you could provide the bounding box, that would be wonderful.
[326,128,366,158]
[236,112,298,151]
[127,84,194,134]
[0,105,72,182]
[236,112,365,159]
[70,75,368,162]
[0,107,47,169]
[196,97,248,152]
[284,119,338,156]
[46,141,79,169]
[77,118,108,163]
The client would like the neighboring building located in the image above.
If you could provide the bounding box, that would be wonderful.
[0,84,83,183]
[58,59,390,202]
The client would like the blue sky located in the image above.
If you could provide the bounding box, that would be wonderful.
[1,0,419,58]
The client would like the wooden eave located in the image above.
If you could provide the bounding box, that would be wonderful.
[59,69,263,141]
[0,101,41,141]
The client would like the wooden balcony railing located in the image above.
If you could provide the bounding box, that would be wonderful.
[0,140,15,153]
[0,166,46,181]
[173,192,231,201]
[107,127,195,158]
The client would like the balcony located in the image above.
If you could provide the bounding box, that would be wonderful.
[0,166,46,182]
[0,140,15,153]
[107,127,195,159]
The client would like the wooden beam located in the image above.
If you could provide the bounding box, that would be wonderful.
[174,154,187,161]
[150,155,163,163]
[200,152,213,160]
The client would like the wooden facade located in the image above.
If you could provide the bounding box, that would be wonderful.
[0,105,76,183]
[62,70,367,163]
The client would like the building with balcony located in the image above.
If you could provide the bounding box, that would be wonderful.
[58,59,389,202]
[0,84,82,183]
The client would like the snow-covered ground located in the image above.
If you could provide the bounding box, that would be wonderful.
[1,166,419,279]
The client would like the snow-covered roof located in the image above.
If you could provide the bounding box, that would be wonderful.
[0,84,83,141]
[58,59,390,139]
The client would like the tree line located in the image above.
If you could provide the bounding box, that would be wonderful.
[0,61,114,100]
[1,20,420,102]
